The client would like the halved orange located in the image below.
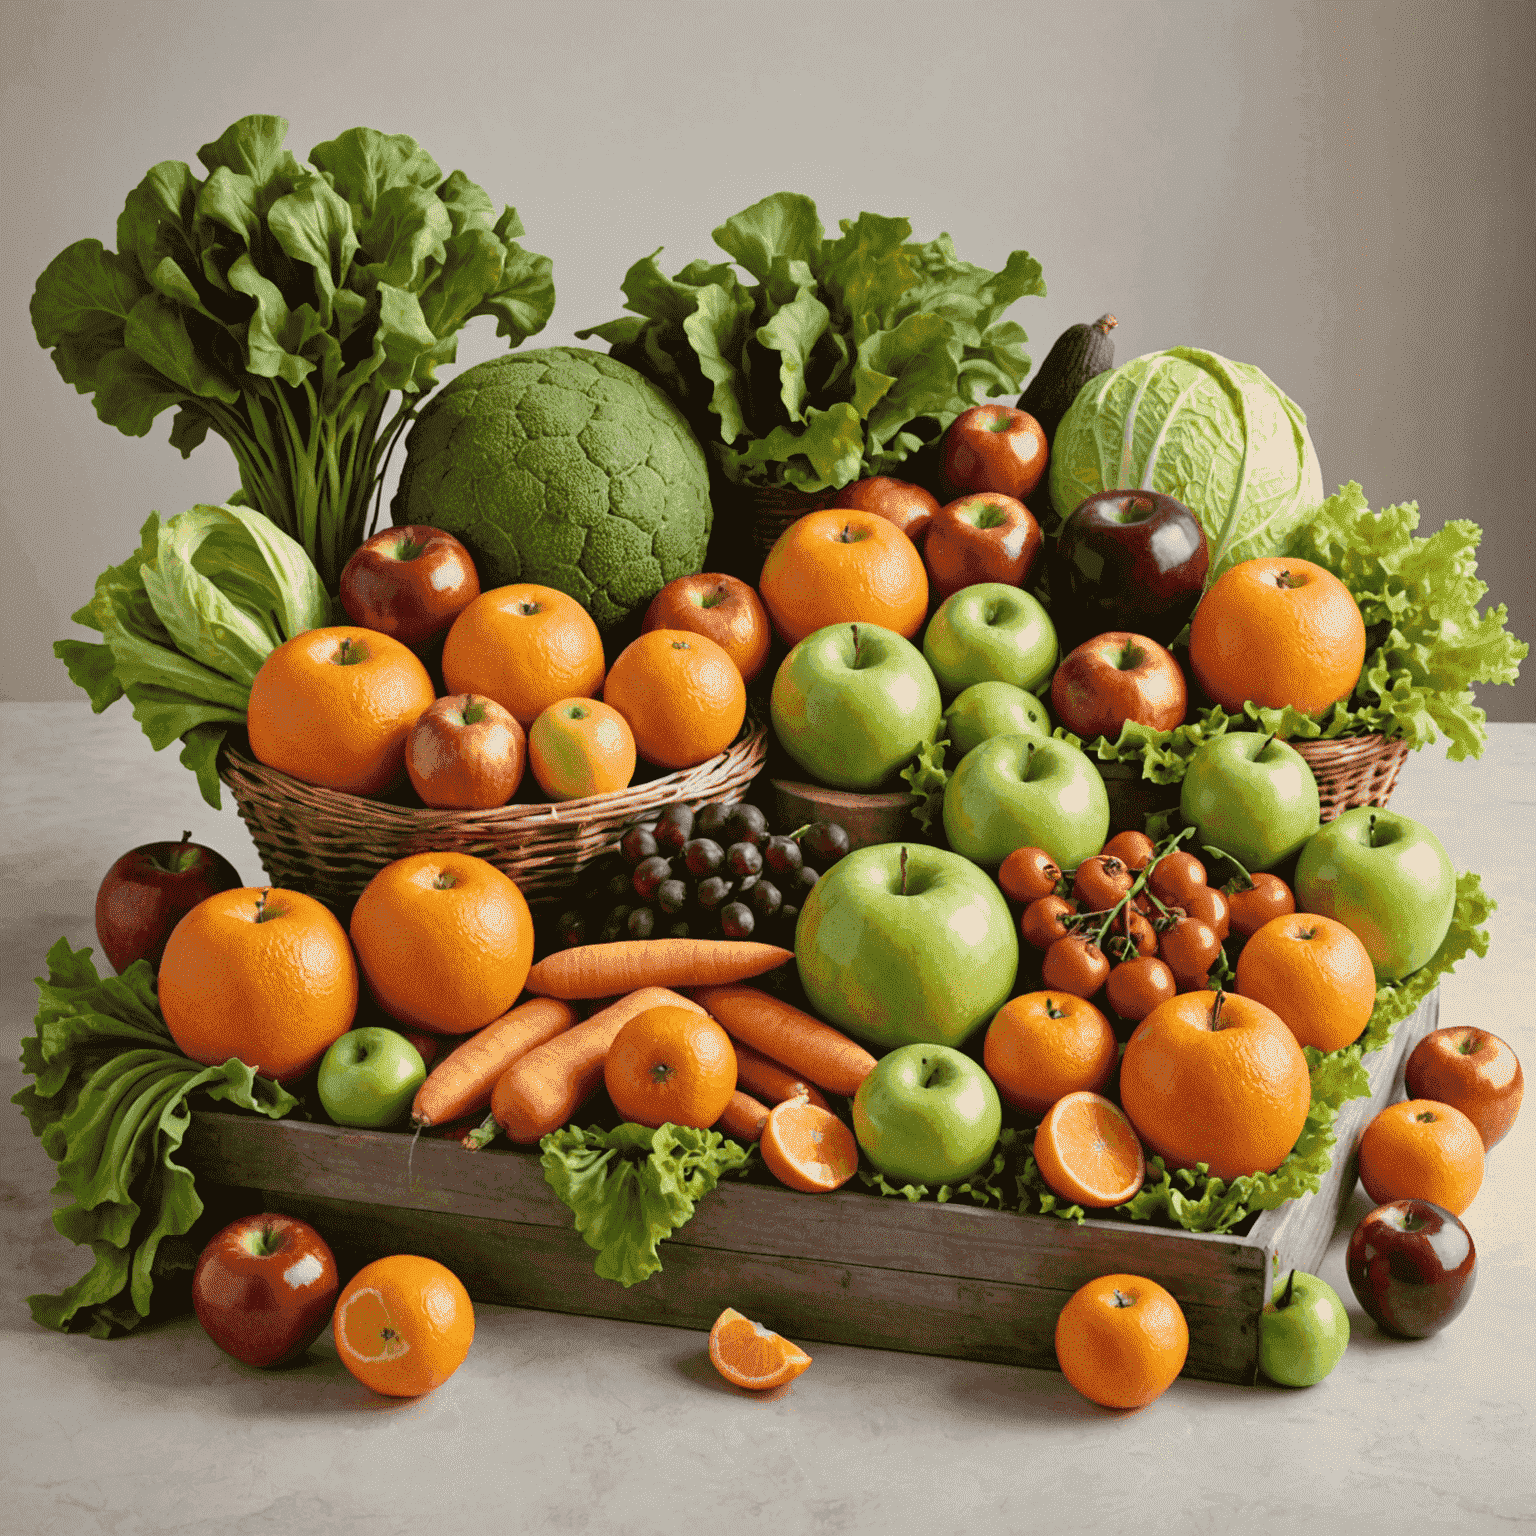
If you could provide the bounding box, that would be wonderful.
[1033,1091,1147,1209]
[760,1097,859,1193]
[708,1307,813,1391]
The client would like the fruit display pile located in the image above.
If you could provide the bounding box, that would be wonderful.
[18,115,1529,1409]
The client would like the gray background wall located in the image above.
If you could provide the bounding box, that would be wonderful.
[3,0,1531,720]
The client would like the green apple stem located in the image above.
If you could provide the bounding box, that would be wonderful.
[851,623,861,665]
[1277,1268,1297,1309]
[900,845,909,896]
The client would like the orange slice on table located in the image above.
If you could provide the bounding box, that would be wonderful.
[1033,1091,1147,1209]
[708,1307,813,1391]
[760,1097,859,1193]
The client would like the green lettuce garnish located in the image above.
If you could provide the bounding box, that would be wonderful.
[15,939,297,1336]
[856,1127,1019,1208]
[540,1122,752,1287]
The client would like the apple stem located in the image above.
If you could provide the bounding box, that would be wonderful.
[900,845,909,897]
[1278,1268,1297,1309]
[1260,733,1277,756]
[851,623,861,665]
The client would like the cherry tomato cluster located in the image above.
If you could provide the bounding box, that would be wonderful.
[1000,830,1298,1022]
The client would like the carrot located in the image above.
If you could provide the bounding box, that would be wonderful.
[716,1089,771,1143]
[523,939,794,1001]
[492,986,705,1144]
[411,997,577,1128]
[732,1039,831,1112]
[690,984,878,1098]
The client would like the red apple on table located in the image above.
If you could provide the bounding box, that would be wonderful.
[833,476,941,549]
[405,694,527,809]
[339,526,481,648]
[192,1213,339,1367]
[1346,1198,1476,1339]
[924,493,1043,601]
[1050,632,1189,739]
[1405,1027,1523,1150]
[641,573,772,685]
[942,404,1049,501]
[94,832,242,974]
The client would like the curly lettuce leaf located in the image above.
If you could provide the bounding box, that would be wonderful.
[900,736,950,834]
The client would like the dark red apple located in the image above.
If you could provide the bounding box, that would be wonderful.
[1051,490,1210,648]
[1050,632,1188,739]
[340,526,481,647]
[1405,1027,1523,1151]
[94,832,243,974]
[924,493,1043,600]
[942,404,1049,500]
[192,1213,339,1367]
[1346,1198,1476,1339]
[833,476,941,548]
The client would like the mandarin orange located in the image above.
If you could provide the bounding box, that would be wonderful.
[603,629,746,770]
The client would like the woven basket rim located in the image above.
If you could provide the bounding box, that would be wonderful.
[1291,732,1411,764]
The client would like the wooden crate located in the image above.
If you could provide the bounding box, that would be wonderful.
[180,992,1438,1386]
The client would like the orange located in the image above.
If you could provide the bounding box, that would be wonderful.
[1032,1092,1146,1209]
[760,1097,860,1193]
[158,887,357,1081]
[442,584,605,728]
[1357,1099,1484,1215]
[527,697,637,800]
[1188,556,1366,717]
[1054,1273,1189,1410]
[603,629,747,770]
[333,1254,474,1398]
[708,1307,812,1391]
[349,852,533,1035]
[983,992,1118,1117]
[1119,990,1312,1182]
[246,627,435,796]
[642,574,773,685]
[1235,912,1378,1053]
[603,1004,738,1129]
[758,507,928,645]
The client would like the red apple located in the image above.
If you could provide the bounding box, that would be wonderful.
[94,832,243,974]
[339,526,481,648]
[942,404,1049,500]
[1050,633,1189,739]
[833,476,941,548]
[641,573,772,684]
[1346,1198,1476,1339]
[1405,1027,1523,1150]
[924,493,1043,600]
[192,1213,339,1367]
[405,694,526,809]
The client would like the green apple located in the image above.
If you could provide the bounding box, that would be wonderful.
[795,843,1018,1050]
[317,1027,427,1129]
[852,1043,1003,1186]
[771,622,943,791]
[1259,1269,1350,1387]
[942,734,1109,870]
[1180,732,1320,872]
[943,681,1051,758]
[1294,807,1456,981]
[922,583,1058,696]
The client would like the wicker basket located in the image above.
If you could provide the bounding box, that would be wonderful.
[710,482,841,580]
[1292,733,1412,821]
[218,725,770,911]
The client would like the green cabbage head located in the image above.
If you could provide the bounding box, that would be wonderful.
[1048,347,1324,581]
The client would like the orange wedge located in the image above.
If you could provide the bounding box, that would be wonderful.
[708,1307,812,1391]
[760,1097,859,1193]
[1033,1091,1146,1209]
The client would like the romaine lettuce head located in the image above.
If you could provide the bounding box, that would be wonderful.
[1048,347,1324,580]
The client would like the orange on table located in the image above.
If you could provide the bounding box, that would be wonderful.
[708,1307,812,1391]
[349,852,533,1035]
[1357,1098,1484,1215]
[983,991,1118,1116]
[603,1003,737,1129]
[333,1255,475,1398]
[158,886,357,1081]
[642,574,772,685]
[246,626,435,796]
[760,1096,860,1193]
[442,584,605,728]
[603,629,746,770]
[1235,911,1378,1053]
[1033,1092,1147,1209]
[1188,556,1366,716]
[528,697,637,799]
[758,507,929,645]
[1054,1273,1189,1410]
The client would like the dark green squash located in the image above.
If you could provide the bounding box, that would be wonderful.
[1018,313,1118,446]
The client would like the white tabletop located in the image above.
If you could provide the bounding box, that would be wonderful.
[3,704,1532,1536]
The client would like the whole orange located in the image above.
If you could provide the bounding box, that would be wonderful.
[758,508,929,645]
[1054,1273,1189,1410]
[333,1254,474,1398]
[603,629,747,770]
[349,852,533,1035]
[1357,1098,1484,1215]
[246,627,435,796]
[603,1004,738,1129]
[642,574,772,685]
[1188,556,1366,716]
[1235,912,1378,1053]
[1119,990,1312,1182]
[442,584,605,728]
[983,991,1119,1116]
[158,887,358,1081]
[528,697,637,799]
